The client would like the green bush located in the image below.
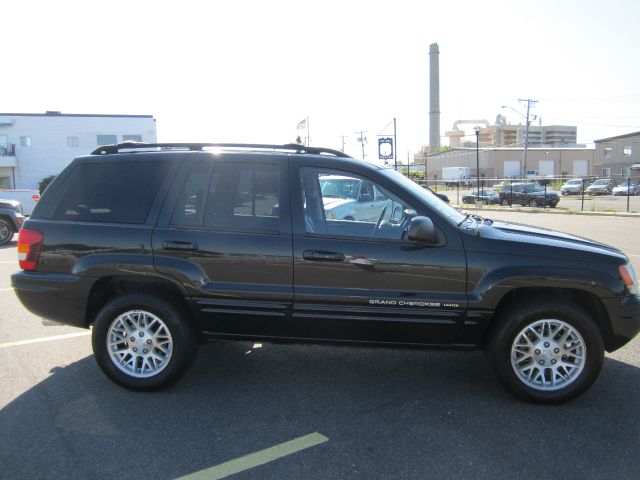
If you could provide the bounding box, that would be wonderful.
[39,175,57,194]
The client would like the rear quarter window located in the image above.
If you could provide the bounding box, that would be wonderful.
[51,161,170,224]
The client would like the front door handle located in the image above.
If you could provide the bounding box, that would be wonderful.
[163,241,199,251]
[303,250,345,261]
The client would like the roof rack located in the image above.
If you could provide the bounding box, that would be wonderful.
[90,142,352,158]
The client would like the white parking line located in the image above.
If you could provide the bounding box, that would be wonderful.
[0,331,91,349]
[176,432,329,480]
[0,261,17,264]
[0,287,13,292]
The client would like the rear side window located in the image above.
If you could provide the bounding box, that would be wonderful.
[171,161,280,232]
[51,161,170,224]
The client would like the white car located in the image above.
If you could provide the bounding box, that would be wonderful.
[319,175,394,222]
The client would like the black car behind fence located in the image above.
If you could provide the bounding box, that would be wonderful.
[413,174,640,212]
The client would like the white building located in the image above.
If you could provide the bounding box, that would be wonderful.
[0,111,157,189]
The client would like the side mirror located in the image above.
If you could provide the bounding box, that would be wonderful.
[407,216,439,244]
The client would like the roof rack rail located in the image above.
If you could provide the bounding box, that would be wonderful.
[90,142,352,158]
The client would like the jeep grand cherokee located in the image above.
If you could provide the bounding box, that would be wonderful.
[12,143,640,403]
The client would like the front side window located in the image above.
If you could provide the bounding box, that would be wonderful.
[301,168,416,240]
[51,161,170,223]
[171,161,280,232]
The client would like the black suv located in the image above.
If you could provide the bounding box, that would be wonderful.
[12,143,640,403]
[499,182,560,207]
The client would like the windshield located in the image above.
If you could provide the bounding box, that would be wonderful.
[380,168,465,225]
[567,180,581,185]
[524,184,544,192]
[593,180,608,185]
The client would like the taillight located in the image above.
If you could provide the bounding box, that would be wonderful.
[17,229,43,271]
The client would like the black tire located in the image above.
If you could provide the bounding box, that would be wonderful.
[92,293,199,391]
[487,298,604,404]
[528,199,537,207]
[501,198,509,206]
[0,219,14,245]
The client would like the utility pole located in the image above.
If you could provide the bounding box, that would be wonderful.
[356,131,368,159]
[337,135,348,153]
[518,98,538,178]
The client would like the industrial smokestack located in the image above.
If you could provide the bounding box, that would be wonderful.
[429,43,440,152]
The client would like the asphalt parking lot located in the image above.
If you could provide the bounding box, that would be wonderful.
[1,212,639,480]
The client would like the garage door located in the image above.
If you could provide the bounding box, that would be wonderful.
[503,160,521,178]
[539,160,555,176]
[573,159,588,177]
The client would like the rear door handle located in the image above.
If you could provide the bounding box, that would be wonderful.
[163,241,199,251]
[303,250,345,261]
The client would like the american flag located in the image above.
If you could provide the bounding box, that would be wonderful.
[297,118,307,130]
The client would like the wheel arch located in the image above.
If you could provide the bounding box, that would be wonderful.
[85,275,198,332]
[484,287,615,351]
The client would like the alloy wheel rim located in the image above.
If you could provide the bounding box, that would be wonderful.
[0,222,10,242]
[510,319,586,391]
[107,310,173,378]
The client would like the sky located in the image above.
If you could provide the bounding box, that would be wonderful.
[4,0,640,163]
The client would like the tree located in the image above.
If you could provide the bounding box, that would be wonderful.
[39,175,56,194]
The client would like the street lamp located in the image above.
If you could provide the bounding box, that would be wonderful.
[474,126,481,199]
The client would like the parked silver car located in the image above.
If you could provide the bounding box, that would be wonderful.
[612,182,639,196]
[560,178,585,195]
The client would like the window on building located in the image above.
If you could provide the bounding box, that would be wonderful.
[20,136,32,147]
[97,135,117,146]
[623,146,632,156]
[621,167,631,177]
[123,135,143,142]
[602,168,611,177]
[604,147,612,158]
[67,136,79,147]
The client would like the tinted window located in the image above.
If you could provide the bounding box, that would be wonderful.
[52,161,170,223]
[171,161,280,232]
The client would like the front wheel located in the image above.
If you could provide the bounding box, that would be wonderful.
[501,198,510,206]
[92,294,199,391]
[487,299,604,404]
[528,199,538,207]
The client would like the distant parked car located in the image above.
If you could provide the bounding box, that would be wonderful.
[426,187,450,204]
[499,183,559,207]
[586,178,616,195]
[462,188,500,205]
[560,179,585,195]
[612,182,639,196]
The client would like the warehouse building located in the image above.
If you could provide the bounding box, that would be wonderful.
[0,111,157,189]
[422,146,595,181]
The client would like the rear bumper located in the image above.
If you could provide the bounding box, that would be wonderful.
[602,294,640,351]
[11,271,94,328]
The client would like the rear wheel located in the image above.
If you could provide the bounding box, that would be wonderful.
[92,293,199,391]
[0,219,14,245]
[501,198,510,206]
[487,299,604,404]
